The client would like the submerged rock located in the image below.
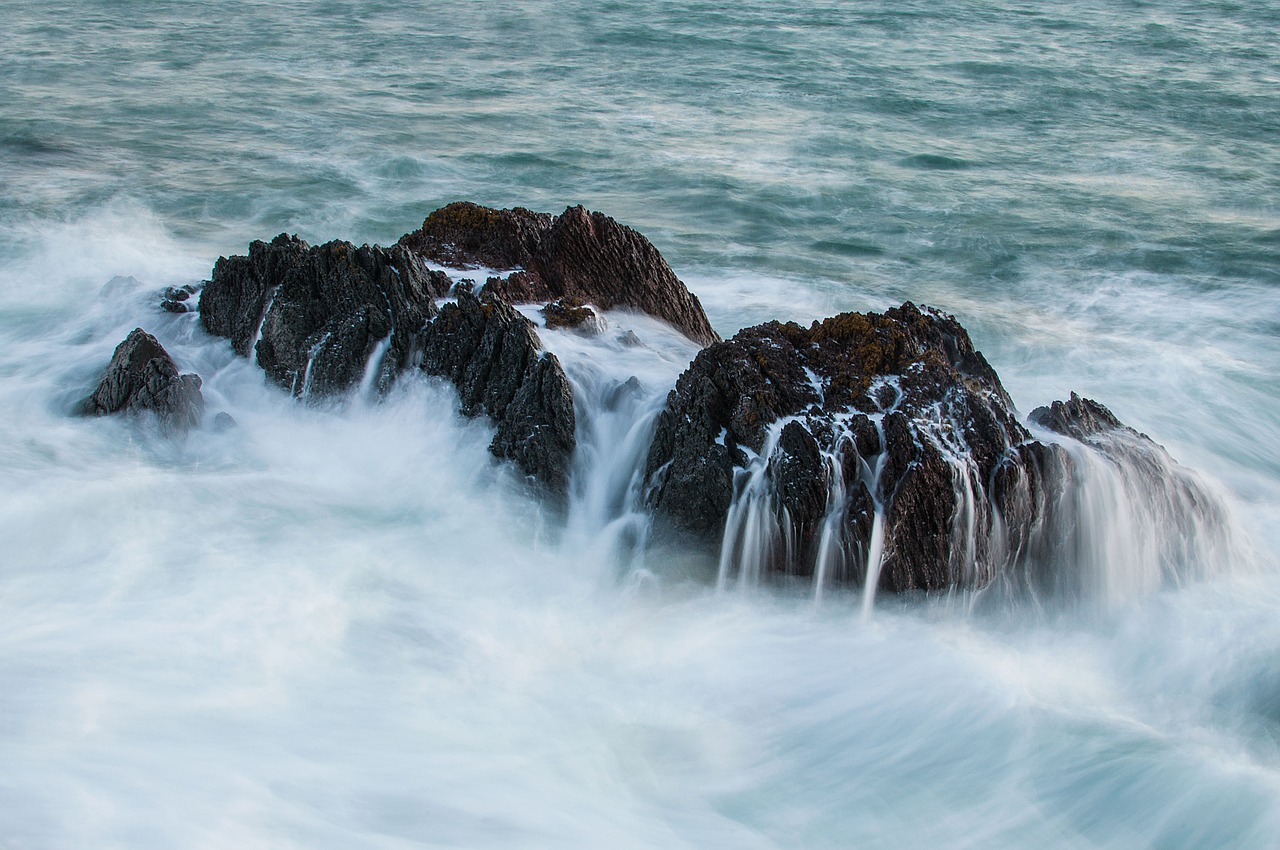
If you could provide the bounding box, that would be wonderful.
[643,303,1227,595]
[199,234,451,397]
[82,328,203,431]
[401,202,720,346]
[540,298,606,335]
[419,288,576,494]
[161,284,199,314]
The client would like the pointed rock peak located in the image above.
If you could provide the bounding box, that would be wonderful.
[1030,392,1129,441]
[82,328,203,432]
[399,201,720,347]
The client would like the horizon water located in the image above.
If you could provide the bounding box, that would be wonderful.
[3,1,1280,847]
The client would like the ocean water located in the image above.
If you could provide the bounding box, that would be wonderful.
[3,1,1280,847]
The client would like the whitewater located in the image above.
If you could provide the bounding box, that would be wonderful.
[3,1,1280,847]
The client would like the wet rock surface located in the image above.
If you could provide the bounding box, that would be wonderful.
[540,298,605,335]
[644,302,1222,594]
[419,288,576,494]
[82,328,203,431]
[160,284,199,313]
[186,206,1225,595]
[200,234,450,397]
[401,203,719,346]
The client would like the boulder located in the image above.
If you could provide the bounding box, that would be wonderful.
[401,203,720,346]
[540,298,606,335]
[160,284,199,314]
[82,328,203,431]
[644,303,1232,596]
[398,201,552,270]
[644,303,1049,591]
[199,234,451,397]
[419,288,576,494]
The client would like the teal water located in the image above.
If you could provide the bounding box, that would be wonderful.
[2,2,1280,847]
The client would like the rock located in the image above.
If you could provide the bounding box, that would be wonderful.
[399,201,553,270]
[81,328,203,431]
[199,234,451,397]
[401,203,720,346]
[161,284,199,314]
[212,411,237,432]
[644,303,1035,590]
[1029,392,1127,441]
[644,303,1232,596]
[419,288,576,495]
[541,298,606,335]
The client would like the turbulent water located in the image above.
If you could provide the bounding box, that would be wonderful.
[3,1,1280,847]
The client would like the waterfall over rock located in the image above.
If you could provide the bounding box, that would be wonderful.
[180,203,1232,603]
[642,303,1233,603]
[199,234,450,396]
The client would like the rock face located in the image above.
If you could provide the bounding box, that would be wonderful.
[188,206,1226,598]
[419,288,576,494]
[199,232,577,494]
[200,234,452,396]
[645,303,1030,590]
[82,329,203,431]
[400,202,719,346]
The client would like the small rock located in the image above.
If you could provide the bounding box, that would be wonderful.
[541,299,606,335]
[81,329,203,432]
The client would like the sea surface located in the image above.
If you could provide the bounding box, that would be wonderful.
[3,1,1280,847]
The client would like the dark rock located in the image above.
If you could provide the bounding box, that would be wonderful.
[1030,392,1127,441]
[768,421,829,574]
[645,304,1230,597]
[399,201,553,270]
[541,299,605,335]
[81,329,203,431]
[401,203,720,346]
[161,284,199,314]
[199,234,451,397]
[645,303,1032,591]
[419,288,576,494]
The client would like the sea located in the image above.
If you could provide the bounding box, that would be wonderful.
[2,1,1279,847]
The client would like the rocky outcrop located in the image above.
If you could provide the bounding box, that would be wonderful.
[419,288,576,494]
[200,234,452,397]
[643,302,1230,596]
[1030,392,1127,441]
[197,228,579,495]
[400,202,719,346]
[399,202,553,270]
[645,303,1031,590]
[82,329,203,431]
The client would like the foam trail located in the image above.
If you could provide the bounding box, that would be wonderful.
[245,286,280,364]
[526,309,700,575]
[358,335,392,400]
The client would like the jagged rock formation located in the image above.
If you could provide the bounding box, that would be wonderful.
[82,328,203,431]
[198,233,576,493]
[200,234,451,396]
[419,288,576,494]
[643,303,1226,594]
[187,205,1224,596]
[400,202,719,346]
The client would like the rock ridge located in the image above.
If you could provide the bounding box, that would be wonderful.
[400,202,719,346]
